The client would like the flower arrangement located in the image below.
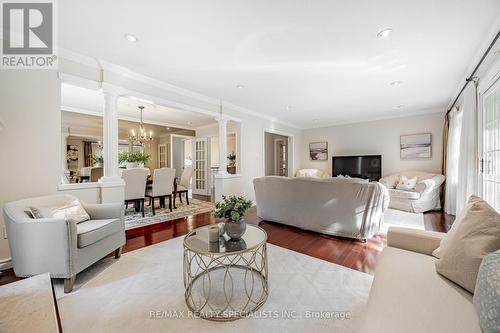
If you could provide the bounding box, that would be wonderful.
[118,151,151,164]
[227,152,236,167]
[92,153,103,166]
[213,195,252,222]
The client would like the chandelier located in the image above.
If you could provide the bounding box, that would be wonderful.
[130,106,153,144]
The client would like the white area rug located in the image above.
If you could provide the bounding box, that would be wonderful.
[55,237,373,333]
[124,198,214,230]
[381,208,425,234]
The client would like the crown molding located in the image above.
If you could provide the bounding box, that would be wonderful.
[59,49,303,130]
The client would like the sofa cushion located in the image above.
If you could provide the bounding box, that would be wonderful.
[433,196,500,293]
[396,175,418,190]
[388,188,421,200]
[360,247,481,333]
[474,250,500,333]
[77,218,122,248]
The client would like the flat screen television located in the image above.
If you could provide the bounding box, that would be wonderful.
[332,155,382,181]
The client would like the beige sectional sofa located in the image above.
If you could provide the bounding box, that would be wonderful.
[253,176,389,240]
[360,227,481,333]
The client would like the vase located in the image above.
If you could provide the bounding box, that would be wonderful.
[224,218,246,240]
[126,162,139,169]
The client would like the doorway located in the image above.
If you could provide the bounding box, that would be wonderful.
[264,131,291,177]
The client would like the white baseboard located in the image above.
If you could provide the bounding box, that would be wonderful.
[0,259,13,271]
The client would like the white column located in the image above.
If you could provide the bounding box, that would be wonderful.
[217,117,228,175]
[100,92,121,183]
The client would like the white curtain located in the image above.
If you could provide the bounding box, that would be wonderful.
[455,83,478,215]
[444,107,463,214]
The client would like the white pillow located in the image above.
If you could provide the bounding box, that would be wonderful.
[395,176,417,190]
[35,199,90,223]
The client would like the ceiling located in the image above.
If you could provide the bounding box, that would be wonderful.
[59,0,500,128]
[62,84,216,129]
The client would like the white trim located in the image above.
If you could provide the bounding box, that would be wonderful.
[214,173,242,179]
[0,259,13,271]
[58,182,100,191]
[59,72,102,90]
[306,108,445,129]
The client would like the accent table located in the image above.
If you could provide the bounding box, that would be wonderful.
[183,224,269,321]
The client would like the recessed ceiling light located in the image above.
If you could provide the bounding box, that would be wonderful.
[286,106,292,111]
[166,127,170,130]
[395,105,405,109]
[390,81,402,86]
[124,33,138,43]
[377,28,393,38]
[187,121,192,125]
[236,84,245,89]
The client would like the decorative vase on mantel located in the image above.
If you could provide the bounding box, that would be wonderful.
[224,218,247,240]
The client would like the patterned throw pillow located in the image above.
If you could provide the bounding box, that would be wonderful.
[474,250,500,333]
[33,199,90,223]
[395,176,418,190]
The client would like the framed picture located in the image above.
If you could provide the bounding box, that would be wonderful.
[400,133,432,159]
[309,142,328,161]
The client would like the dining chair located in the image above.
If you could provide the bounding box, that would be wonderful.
[121,168,149,217]
[176,167,193,205]
[90,167,103,182]
[145,167,176,215]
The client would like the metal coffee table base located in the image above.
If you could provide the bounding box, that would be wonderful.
[183,243,269,321]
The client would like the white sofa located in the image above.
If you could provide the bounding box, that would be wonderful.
[379,171,445,213]
[360,227,481,333]
[253,176,389,240]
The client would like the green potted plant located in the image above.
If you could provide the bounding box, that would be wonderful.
[119,151,151,168]
[213,195,252,240]
[92,153,103,167]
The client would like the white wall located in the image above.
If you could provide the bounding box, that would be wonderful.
[301,112,445,177]
[0,71,61,262]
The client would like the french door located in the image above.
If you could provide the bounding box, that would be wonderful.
[158,143,170,168]
[193,138,209,195]
[479,77,500,211]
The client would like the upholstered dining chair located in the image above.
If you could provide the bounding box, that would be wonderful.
[3,194,125,293]
[145,167,176,215]
[121,168,148,217]
[176,167,193,205]
[90,167,103,182]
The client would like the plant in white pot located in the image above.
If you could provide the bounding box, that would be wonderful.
[119,151,151,169]
[213,195,252,240]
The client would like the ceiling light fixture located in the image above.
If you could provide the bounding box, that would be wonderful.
[124,33,138,43]
[395,105,405,109]
[390,81,402,86]
[377,28,393,38]
[236,85,245,89]
[286,106,292,111]
[129,106,153,145]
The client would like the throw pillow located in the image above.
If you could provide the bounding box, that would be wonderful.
[35,199,90,223]
[473,250,500,333]
[27,206,43,219]
[434,195,500,293]
[395,176,417,190]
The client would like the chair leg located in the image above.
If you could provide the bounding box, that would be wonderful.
[152,198,155,216]
[179,192,183,203]
[186,192,190,205]
[148,197,152,206]
[64,275,76,293]
[141,199,145,218]
[114,247,123,259]
[125,201,129,209]
[169,195,172,212]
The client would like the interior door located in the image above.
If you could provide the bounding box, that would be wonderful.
[479,78,500,211]
[275,139,288,176]
[158,143,167,168]
[193,138,209,195]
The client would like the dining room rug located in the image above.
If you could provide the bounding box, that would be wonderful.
[124,198,215,230]
[54,236,373,333]
[380,208,425,234]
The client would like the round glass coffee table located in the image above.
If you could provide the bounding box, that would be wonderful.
[183,224,268,321]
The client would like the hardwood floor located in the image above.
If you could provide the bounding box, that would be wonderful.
[0,201,454,286]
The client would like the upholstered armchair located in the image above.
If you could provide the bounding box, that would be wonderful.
[378,171,445,213]
[3,194,125,293]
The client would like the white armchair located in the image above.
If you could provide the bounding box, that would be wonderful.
[3,194,125,293]
[378,171,445,213]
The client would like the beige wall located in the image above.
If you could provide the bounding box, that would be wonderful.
[300,112,445,177]
[0,71,61,262]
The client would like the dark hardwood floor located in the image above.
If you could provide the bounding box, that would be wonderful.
[0,197,454,286]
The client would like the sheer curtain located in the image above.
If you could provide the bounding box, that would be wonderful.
[456,83,479,215]
[444,107,463,214]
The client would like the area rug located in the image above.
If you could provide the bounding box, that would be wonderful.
[124,198,214,230]
[381,208,425,234]
[55,237,373,333]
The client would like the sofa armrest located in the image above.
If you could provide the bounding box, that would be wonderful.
[6,217,77,277]
[82,202,124,220]
[387,227,445,255]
